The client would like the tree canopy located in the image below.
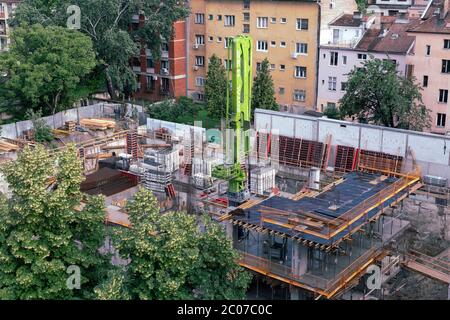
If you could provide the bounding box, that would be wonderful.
[11,0,190,100]
[0,24,96,119]
[251,59,279,114]
[205,54,227,120]
[339,57,431,131]
[104,188,252,300]
[0,145,110,299]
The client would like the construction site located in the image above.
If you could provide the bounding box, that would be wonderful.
[0,37,449,300]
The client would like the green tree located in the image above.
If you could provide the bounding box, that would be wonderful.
[12,0,190,100]
[27,110,54,143]
[205,54,227,120]
[251,59,279,114]
[0,24,96,118]
[339,58,431,131]
[323,104,341,120]
[0,145,110,299]
[109,188,251,299]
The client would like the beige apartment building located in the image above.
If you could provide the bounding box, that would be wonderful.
[0,1,19,51]
[187,0,320,113]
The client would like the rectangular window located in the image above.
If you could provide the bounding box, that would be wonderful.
[445,39,450,49]
[296,43,308,54]
[341,82,347,91]
[208,14,213,21]
[243,12,250,22]
[296,18,309,30]
[270,41,276,47]
[196,77,205,87]
[357,53,367,60]
[197,93,205,101]
[146,58,154,68]
[442,60,450,73]
[271,17,277,24]
[343,55,347,65]
[217,15,222,21]
[439,89,448,103]
[280,64,286,71]
[257,40,268,52]
[195,56,205,67]
[426,45,431,56]
[294,90,306,102]
[225,15,235,27]
[243,24,250,33]
[270,64,276,70]
[224,59,232,70]
[225,37,231,48]
[328,77,337,91]
[295,66,307,78]
[195,13,205,24]
[330,51,338,66]
[437,113,447,127]
[280,17,287,24]
[195,35,205,45]
[279,87,285,95]
[243,0,250,10]
[257,17,268,28]
[280,41,286,48]
[423,75,428,87]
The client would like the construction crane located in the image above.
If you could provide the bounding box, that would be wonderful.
[212,35,253,206]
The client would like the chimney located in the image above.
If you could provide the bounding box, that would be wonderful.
[353,11,362,20]
[442,0,450,19]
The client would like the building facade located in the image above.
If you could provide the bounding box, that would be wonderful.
[132,16,187,102]
[0,1,19,51]
[187,0,320,113]
[319,0,358,45]
[317,13,417,111]
[406,0,450,134]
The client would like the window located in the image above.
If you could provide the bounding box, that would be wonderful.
[161,43,169,52]
[294,90,306,102]
[243,12,250,22]
[243,24,250,33]
[197,93,205,101]
[296,18,309,30]
[343,55,347,65]
[256,62,261,71]
[280,64,286,71]
[328,77,337,91]
[208,36,214,42]
[270,41,276,47]
[257,17,268,28]
[295,66,307,78]
[357,53,367,60]
[195,56,205,67]
[271,17,277,24]
[423,75,428,87]
[209,14,213,20]
[330,51,338,66]
[442,60,450,73]
[146,76,155,91]
[257,40,268,52]
[243,0,250,9]
[195,35,205,45]
[196,77,205,87]
[437,113,446,127]
[445,39,450,49]
[439,89,448,103]
[195,13,205,24]
[270,64,276,70]
[341,82,347,91]
[426,45,431,56]
[225,37,231,48]
[296,43,308,54]
[327,102,337,111]
[280,18,287,24]
[217,37,222,42]
[225,15,235,27]
[161,60,169,70]
[280,41,286,48]
[146,58,154,68]
[279,87,285,95]
[217,15,222,21]
[224,59,232,70]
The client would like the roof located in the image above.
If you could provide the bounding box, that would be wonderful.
[330,14,366,27]
[407,13,450,34]
[356,19,420,54]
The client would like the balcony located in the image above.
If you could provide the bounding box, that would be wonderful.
[132,66,141,72]
[161,50,169,59]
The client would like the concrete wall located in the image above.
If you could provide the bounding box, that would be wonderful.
[255,109,450,185]
[0,102,126,140]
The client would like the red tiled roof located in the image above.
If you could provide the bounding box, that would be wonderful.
[407,13,450,34]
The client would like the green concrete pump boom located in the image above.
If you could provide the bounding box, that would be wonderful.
[212,35,253,204]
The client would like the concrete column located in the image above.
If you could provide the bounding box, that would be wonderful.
[292,243,308,276]
[225,221,233,241]
[290,286,300,300]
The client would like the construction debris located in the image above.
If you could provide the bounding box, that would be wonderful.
[80,118,116,131]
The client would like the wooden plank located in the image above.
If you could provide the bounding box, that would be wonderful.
[404,261,450,284]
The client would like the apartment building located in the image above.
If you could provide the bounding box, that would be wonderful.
[0,0,19,51]
[406,0,450,134]
[317,13,417,111]
[187,0,320,113]
[132,15,187,102]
